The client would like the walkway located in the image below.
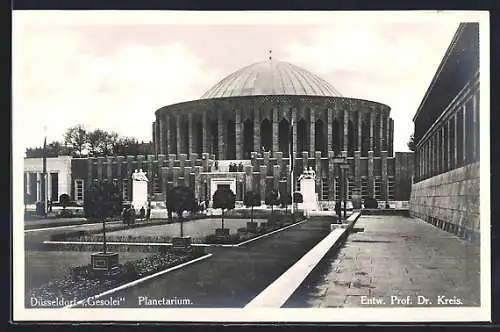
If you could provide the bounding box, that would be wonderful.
[93,216,333,308]
[285,215,481,307]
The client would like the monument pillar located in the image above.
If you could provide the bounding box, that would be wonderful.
[131,169,149,211]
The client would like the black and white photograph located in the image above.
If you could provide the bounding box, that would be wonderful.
[12,10,490,322]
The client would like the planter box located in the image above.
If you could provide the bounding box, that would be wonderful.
[215,228,230,239]
[91,252,119,271]
[246,222,258,233]
[172,236,192,252]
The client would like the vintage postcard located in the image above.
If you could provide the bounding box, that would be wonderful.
[12,10,490,322]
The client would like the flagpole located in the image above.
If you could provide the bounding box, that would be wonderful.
[42,126,47,216]
[290,112,294,214]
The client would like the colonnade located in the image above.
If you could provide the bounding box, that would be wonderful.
[153,101,394,160]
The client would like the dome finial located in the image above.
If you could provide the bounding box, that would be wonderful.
[268,49,272,61]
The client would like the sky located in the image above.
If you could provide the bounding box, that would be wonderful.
[13,11,467,153]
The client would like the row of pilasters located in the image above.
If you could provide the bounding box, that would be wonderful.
[154,107,393,160]
[415,89,479,181]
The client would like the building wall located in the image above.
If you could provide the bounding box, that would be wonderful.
[410,23,480,245]
[409,162,479,244]
[23,156,72,202]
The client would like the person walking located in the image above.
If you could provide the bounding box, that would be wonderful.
[335,200,342,223]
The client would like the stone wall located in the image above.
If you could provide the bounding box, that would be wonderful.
[409,162,480,244]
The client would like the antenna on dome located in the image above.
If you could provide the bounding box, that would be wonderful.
[268,49,272,61]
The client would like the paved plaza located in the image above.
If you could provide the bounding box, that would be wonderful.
[285,215,481,308]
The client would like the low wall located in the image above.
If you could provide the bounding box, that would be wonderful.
[409,162,480,244]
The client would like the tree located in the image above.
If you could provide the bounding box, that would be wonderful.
[212,187,236,231]
[59,194,70,212]
[280,191,292,216]
[244,191,261,223]
[84,179,121,254]
[64,124,88,156]
[87,129,109,156]
[265,190,279,220]
[407,133,415,152]
[166,186,196,237]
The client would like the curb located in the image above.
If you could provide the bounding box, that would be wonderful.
[43,218,309,249]
[245,212,361,308]
[63,253,213,309]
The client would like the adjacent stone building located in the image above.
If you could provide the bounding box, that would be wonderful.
[409,23,480,244]
[24,59,414,207]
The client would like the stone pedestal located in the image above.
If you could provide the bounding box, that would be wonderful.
[172,236,192,252]
[132,169,149,211]
[91,252,119,271]
[299,178,319,211]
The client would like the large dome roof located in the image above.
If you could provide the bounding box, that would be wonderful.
[200,60,342,99]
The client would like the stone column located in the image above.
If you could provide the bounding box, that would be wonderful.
[453,113,458,168]
[385,114,391,154]
[184,166,192,187]
[175,114,181,156]
[369,111,375,152]
[472,91,478,161]
[254,109,261,153]
[462,105,467,164]
[179,154,187,169]
[244,165,253,194]
[97,157,104,180]
[381,151,388,202]
[328,151,335,200]
[272,108,279,154]
[310,108,315,154]
[327,108,333,152]
[165,115,171,155]
[107,157,113,182]
[389,119,394,157]
[202,112,207,154]
[357,110,362,152]
[157,119,163,155]
[188,113,193,157]
[193,166,202,200]
[172,167,180,187]
[354,150,361,200]
[218,110,224,160]
[259,165,267,202]
[441,127,446,172]
[343,107,349,151]
[292,109,297,157]
[302,151,309,171]
[236,109,242,159]
[368,151,374,198]
[160,167,168,199]
[273,165,280,190]
[379,110,384,152]
[315,151,322,197]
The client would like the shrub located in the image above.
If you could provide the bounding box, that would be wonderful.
[363,197,379,209]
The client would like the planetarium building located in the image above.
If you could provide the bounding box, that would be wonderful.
[29,59,414,208]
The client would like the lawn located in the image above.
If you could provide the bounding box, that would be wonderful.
[25,251,151,291]
[104,218,267,242]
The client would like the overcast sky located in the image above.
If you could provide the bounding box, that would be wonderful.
[14,11,472,153]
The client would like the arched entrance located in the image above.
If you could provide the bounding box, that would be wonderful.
[195,120,203,155]
[278,119,290,156]
[348,120,355,156]
[261,119,272,152]
[315,119,326,155]
[226,119,236,159]
[243,119,253,159]
[297,118,308,153]
[361,121,369,157]
[332,119,341,155]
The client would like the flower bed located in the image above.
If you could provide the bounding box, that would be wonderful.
[26,249,205,308]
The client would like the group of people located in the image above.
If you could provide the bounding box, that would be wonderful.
[228,162,244,172]
[122,202,151,225]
